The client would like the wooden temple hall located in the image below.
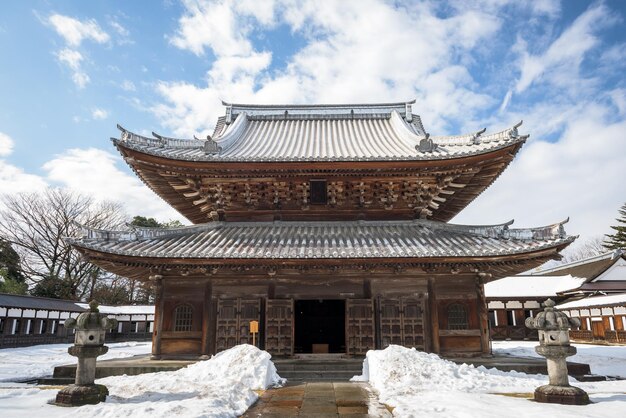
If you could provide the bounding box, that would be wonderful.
[68,101,575,359]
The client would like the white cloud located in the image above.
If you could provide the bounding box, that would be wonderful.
[56,48,83,70]
[42,148,184,222]
[47,14,110,47]
[156,0,504,135]
[91,108,109,120]
[609,88,626,115]
[0,132,14,157]
[515,3,618,93]
[71,72,90,89]
[499,90,513,114]
[169,0,269,56]
[55,48,90,88]
[456,101,626,245]
[120,80,136,91]
[0,145,184,222]
[44,14,110,89]
[109,20,129,37]
[0,161,47,197]
[0,132,47,196]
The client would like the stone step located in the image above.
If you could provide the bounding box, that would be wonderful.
[278,370,359,381]
[274,361,363,372]
[37,377,75,385]
[274,358,363,382]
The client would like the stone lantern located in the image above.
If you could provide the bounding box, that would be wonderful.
[525,299,589,405]
[55,300,118,406]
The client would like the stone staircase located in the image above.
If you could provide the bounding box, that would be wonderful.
[273,355,364,382]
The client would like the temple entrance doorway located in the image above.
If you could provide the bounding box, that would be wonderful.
[294,300,345,354]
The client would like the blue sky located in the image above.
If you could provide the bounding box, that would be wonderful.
[0,0,625,250]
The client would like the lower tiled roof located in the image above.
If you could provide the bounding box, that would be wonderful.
[69,219,574,260]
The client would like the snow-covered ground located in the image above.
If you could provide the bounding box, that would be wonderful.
[0,344,283,418]
[493,340,626,378]
[0,341,151,382]
[1,341,626,417]
[353,344,626,418]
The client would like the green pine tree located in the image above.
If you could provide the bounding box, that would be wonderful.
[604,202,626,250]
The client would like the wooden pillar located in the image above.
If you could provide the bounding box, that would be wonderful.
[201,281,213,358]
[428,277,440,354]
[150,275,164,360]
[476,273,491,355]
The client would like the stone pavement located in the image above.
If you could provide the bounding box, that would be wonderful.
[242,381,392,417]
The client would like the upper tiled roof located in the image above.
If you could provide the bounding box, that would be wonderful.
[114,101,527,162]
[68,219,573,260]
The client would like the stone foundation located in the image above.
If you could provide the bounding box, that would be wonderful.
[55,384,109,406]
[534,384,590,405]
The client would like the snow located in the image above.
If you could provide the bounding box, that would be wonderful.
[493,340,626,378]
[0,344,283,418]
[76,303,154,315]
[2,342,626,418]
[0,341,151,382]
[353,344,626,417]
[556,293,626,309]
[485,274,585,298]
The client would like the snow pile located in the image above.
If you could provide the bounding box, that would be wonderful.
[353,345,543,395]
[351,345,626,417]
[86,344,284,417]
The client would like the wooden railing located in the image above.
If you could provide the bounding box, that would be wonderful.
[569,330,593,342]
[604,330,626,344]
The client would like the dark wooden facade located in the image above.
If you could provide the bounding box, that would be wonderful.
[71,102,574,359]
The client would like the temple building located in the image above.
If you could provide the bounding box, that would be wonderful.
[68,101,574,359]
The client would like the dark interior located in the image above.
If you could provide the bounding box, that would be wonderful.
[294,299,345,353]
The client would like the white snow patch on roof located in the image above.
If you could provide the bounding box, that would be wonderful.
[557,293,626,309]
[76,303,154,315]
[485,274,585,298]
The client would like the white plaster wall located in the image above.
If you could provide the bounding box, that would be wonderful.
[595,258,626,281]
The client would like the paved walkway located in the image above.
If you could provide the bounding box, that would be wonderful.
[243,381,392,417]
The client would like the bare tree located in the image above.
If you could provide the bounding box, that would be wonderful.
[0,188,127,300]
[560,236,607,264]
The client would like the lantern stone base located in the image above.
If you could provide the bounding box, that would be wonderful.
[55,384,109,406]
[534,384,589,405]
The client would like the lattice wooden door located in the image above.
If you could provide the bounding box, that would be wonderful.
[346,299,374,355]
[379,298,402,348]
[401,297,425,350]
[378,296,425,350]
[216,298,261,351]
[265,299,293,356]
[238,299,261,345]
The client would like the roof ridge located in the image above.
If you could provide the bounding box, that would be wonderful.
[222,100,415,109]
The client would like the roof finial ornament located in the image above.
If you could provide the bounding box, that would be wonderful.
[203,134,221,154]
[472,127,487,145]
[509,120,523,139]
[225,104,233,124]
[405,103,413,122]
[417,133,437,153]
